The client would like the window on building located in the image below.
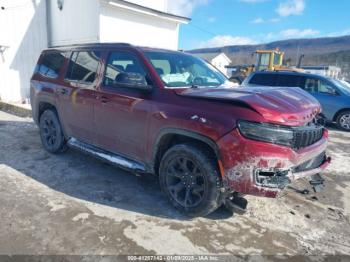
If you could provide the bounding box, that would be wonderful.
[36,52,65,79]
[65,51,101,83]
[104,51,146,87]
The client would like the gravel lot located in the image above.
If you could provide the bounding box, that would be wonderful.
[0,110,350,258]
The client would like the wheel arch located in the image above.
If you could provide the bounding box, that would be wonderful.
[37,101,58,123]
[333,108,350,122]
[152,128,221,175]
[36,100,67,137]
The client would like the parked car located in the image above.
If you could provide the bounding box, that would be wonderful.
[30,43,330,216]
[243,71,350,131]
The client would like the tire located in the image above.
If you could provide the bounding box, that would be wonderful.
[159,144,222,217]
[336,110,350,132]
[39,109,67,153]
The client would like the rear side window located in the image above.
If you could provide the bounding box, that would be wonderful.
[65,51,101,83]
[249,73,276,86]
[36,52,65,79]
[276,74,302,87]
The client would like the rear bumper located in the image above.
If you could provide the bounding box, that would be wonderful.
[217,128,330,198]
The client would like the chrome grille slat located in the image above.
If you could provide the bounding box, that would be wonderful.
[293,126,324,150]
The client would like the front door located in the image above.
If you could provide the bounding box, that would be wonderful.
[58,50,102,143]
[301,76,340,120]
[94,50,151,161]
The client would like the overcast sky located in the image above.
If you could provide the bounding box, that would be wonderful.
[167,0,350,50]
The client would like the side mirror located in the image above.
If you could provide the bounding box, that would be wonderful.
[114,72,152,91]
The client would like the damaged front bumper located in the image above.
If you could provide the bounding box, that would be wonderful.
[217,129,331,198]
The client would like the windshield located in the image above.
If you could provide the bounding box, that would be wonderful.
[328,78,350,95]
[144,51,227,88]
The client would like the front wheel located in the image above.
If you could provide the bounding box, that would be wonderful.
[336,110,350,131]
[159,144,222,217]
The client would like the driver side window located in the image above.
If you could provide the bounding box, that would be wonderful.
[304,78,336,95]
[318,80,336,95]
[104,51,146,87]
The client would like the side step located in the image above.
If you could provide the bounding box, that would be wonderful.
[68,138,147,173]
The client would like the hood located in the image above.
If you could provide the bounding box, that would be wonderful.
[176,86,321,126]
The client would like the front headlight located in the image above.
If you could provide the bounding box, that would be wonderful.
[238,120,294,147]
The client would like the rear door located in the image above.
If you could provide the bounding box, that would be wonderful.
[93,49,152,161]
[58,50,102,143]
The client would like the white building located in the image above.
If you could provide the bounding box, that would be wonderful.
[0,0,190,102]
[193,52,232,77]
[300,65,342,79]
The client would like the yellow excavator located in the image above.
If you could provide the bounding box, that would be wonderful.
[229,49,303,84]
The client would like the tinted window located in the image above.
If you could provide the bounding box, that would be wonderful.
[36,52,65,78]
[249,73,276,86]
[66,51,101,83]
[276,74,302,87]
[104,51,146,86]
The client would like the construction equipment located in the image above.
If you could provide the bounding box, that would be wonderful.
[230,49,302,84]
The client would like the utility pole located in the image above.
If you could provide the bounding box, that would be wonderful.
[296,45,300,66]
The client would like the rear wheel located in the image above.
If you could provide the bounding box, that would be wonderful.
[159,144,222,217]
[39,109,67,153]
[336,110,350,131]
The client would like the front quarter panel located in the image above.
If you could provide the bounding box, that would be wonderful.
[146,89,264,164]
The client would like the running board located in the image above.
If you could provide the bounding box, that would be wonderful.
[68,138,147,172]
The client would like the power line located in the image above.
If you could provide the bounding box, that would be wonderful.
[188,23,217,37]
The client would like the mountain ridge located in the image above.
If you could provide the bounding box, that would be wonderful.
[188,35,350,78]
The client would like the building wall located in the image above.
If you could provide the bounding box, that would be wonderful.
[99,2,179,50]
[49,0,100,46]
[211,54,231,76]
[0,0,47,102]
[302,67,342,79]
[0,0,182,102]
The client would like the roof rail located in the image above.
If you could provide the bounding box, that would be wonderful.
[49,42,133,49]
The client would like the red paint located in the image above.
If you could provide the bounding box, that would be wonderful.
[30,44,330,198]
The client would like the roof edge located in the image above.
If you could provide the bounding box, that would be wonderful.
[104,0,191,24]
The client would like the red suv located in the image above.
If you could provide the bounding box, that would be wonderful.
[30,43,331,216]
